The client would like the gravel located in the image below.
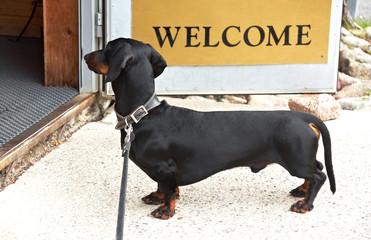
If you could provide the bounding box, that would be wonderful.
[0,97,370,240]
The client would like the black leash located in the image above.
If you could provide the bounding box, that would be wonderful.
[115,94,161,240]
[116,124,134,240]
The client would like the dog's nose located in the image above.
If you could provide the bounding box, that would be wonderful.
[84,54,90,61]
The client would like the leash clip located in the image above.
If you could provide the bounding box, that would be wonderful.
[122,124,134,157]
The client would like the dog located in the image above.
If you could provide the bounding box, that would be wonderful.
[84,38,335,219]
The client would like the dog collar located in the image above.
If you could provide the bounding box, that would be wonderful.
[114,93,161,130]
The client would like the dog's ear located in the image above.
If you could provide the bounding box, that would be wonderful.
[148,44,167,78]
[106,49,133,83]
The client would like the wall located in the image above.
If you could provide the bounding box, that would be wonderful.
[348,0,371,20]
[357,0,371,21]
[0,0,43,37]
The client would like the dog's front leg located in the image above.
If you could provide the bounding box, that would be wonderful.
[149,165,179,219]
[150,184,178,220]
[142,184,179,205]
[142,184,165,205]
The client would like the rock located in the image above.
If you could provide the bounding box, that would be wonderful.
[363,44,371,55]
[338,49,351,72]
[341,34,370,49]
[341,27,353,37]
[339,50,371,80]
[246,95,289,108]
[349,29,367,40]
[351,62,371,80]
[337,96,371,112]
[365,26,371,40]
[340,41,349,51]
[334,80,371,99]
[338,72,360,91]
[223,95,248,104]
[205,95,216,101]
[288,94,341,121]
[352,48,371,64]
[185,96,216,103]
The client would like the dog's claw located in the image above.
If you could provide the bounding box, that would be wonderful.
[151,204,175,219]
[290,200,313,214]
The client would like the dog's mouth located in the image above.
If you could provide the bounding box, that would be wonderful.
[84,53,109,75]
[85,60,109,75]
[94,64,109,75]
[85,63,101,74]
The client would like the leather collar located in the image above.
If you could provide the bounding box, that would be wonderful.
[114,93,161,130]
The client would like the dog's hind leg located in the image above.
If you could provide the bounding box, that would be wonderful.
[142,184,179,205]
[290,171,326,213]
[290,180,310,198]
[290,160,324,197]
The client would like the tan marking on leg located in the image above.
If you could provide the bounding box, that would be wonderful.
[298,180,310,194]
[309,123,321,139]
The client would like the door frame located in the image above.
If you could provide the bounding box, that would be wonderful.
[79,0,105,93]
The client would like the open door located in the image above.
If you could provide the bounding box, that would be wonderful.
[0,0,100,172]
[40,0,103,92]
[43,0,79,88]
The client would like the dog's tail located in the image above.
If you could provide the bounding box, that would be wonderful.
[306,115,336,194]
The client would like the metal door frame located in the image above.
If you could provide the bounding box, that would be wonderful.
[79,0,105,93]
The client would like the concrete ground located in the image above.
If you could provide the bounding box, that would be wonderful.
[0,97,370,240]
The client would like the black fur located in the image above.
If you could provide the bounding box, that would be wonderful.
[85,38,336,219]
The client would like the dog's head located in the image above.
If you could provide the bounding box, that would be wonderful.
[84,38,167,83]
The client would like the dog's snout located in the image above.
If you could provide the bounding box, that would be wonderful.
[84,54,90,61]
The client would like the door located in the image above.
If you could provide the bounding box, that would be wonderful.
[44,0,79,88]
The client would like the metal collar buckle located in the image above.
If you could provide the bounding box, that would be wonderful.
[130,105,148,123]
[114,93,161,131]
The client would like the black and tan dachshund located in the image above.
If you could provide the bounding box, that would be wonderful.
[84,38,335,219]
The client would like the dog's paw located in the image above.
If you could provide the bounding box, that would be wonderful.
[290,200,314,214]
[290,180,310,198]
[290,188,306,198]
[142,192,165,205]
[151,204,175,219]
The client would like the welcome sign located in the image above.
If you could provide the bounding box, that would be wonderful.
[132,0,332,66]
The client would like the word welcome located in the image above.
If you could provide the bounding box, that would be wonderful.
[153,25,312,48]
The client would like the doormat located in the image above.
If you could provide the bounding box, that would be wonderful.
[0,36,78,147]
